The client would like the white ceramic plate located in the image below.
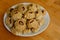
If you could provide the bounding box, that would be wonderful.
[3,3,50,37]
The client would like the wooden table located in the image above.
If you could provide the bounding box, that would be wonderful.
[0,0,60,40]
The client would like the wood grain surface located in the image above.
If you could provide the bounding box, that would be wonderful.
[0,0,60,40]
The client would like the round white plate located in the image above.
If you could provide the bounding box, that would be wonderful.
[3,3,50,37]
